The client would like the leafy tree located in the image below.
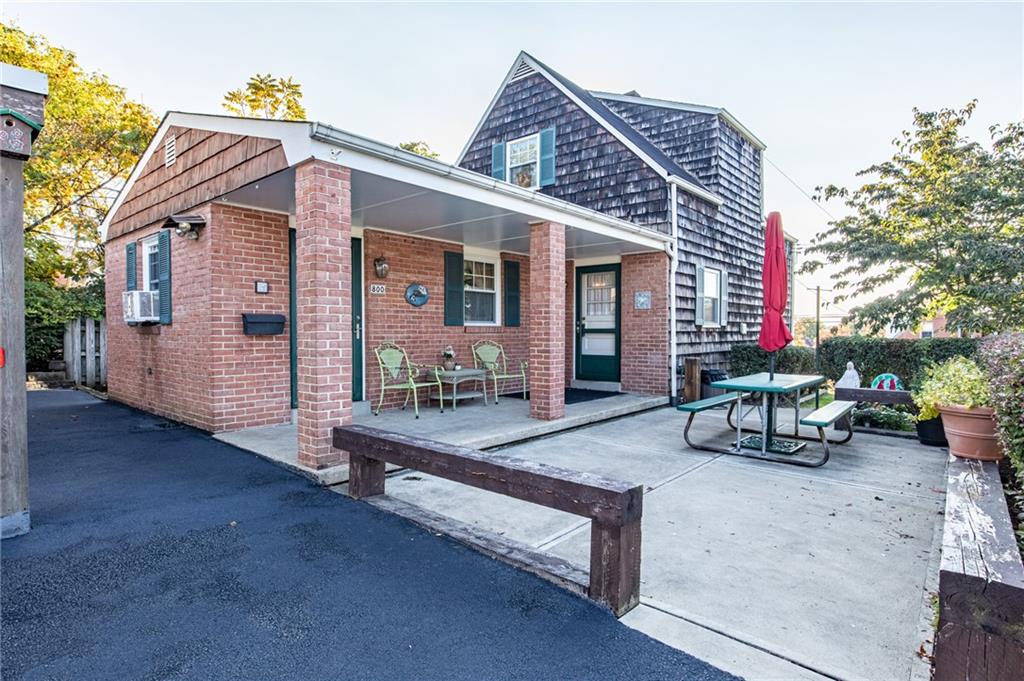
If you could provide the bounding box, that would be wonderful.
[802,102,1024,335]
[223,73,306,120]
[1,24,157,367]
[399,141,440,159]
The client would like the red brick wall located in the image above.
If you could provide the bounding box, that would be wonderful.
[105,203,294,432]
[106,205,215,430]
[207,204,292,431]
[361,230,531,411]
[621,252,670,395]
[565,260,575,385]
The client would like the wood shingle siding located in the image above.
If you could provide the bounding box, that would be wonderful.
[107,126,288,240]
[604,99,766,369]
[460,74,671,235]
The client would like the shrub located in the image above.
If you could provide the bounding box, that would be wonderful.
[730,344,816,377]
[818,336,979,389]
[852,405,916,432]
[912,356,991,421]
[979,334,1024,476]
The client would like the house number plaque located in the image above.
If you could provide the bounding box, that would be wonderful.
[369,283,386,295]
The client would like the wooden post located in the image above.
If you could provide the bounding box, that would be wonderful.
[589,519,642,617]
[69,317,81,384]
[347,453,386,499]
[63,322,72,381]
[683,357,701,403]
[84,317,96,386]
[98,317,107,385]
[1,64,47,539]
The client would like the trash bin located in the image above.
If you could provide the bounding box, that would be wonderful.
[700,368,729,399]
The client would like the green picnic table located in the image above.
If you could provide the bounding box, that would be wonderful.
[677,372,854,466]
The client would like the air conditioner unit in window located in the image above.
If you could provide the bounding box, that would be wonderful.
[122,290,160,323]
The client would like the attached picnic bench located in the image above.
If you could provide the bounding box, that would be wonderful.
[333,424,644,616]
[677,392,746,454]
[799,400,855,462]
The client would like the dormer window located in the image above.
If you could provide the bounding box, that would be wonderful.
[506,133,540,189]
[490,127,556,188]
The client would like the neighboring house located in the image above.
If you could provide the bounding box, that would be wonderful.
[100,52,785,474]
[893,314,961,339]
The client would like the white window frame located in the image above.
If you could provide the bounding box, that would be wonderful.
[462,248,502,326]
[142,234,160,292]
[702,266,722,327]
[505,132,541,190]
[921,321,934,339]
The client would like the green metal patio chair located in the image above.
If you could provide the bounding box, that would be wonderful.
[373,341,443,418]
[471,339,528,404]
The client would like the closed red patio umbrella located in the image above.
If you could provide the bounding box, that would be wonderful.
[758,211,793,378]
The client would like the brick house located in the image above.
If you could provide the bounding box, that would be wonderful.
[101,52,785,473]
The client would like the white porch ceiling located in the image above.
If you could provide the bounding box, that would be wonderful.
[220,166,665,259]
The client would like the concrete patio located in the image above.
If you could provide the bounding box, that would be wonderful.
[214,393,667,485]
[342,404,947,681]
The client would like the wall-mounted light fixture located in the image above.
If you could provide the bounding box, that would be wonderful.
[164,214,206,240]
[374,256,390,279]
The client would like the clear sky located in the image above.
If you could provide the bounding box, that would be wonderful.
[7,1,1022,317]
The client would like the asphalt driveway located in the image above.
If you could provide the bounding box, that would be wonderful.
[1,390,735,681]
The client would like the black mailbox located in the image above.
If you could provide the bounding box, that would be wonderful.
[241,313,286,336]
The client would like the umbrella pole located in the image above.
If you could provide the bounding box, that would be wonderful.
[766,352,776,449]
[769,352,775,380]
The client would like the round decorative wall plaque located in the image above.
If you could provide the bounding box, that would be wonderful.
[405,283,429,307]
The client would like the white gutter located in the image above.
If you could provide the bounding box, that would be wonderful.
[668,175,724,207]
[669,182,679,401]
[310,122,674,252]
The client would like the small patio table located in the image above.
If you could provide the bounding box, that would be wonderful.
[710,372,825,460]
[431,368,488,411]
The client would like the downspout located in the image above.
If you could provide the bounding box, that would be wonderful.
[669,181,679,404]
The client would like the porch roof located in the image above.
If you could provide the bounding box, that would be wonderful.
[101,112,673,258]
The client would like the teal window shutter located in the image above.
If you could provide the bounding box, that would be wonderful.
[125,242,137,291]
[539,127,556,187]
[695,264,705,326]
[444,251,464,326]
[158,230,172,324]
[720,271,729,326]
[491,142,506,181]
[503,260,520,327]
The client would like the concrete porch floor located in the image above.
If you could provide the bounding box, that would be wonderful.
[214,393,667,485]
[341,405,946,681]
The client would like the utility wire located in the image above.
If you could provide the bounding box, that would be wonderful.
[763,156,838,222]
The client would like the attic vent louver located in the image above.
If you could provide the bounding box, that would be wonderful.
[164,134,176,167]
[509,59,536,82]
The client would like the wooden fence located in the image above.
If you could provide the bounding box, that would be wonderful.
[64,317,107,387]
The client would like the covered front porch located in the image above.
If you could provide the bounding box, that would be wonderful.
[205,119,674,476]
[215,391,668,485]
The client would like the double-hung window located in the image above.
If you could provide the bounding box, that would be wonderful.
[506,133,540,189]
[142,235,161,292]
[702,267,721,325]
[463,257,499,324]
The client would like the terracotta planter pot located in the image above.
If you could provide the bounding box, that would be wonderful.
[938,405,1003,461]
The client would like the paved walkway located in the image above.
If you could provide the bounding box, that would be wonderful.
[2,391,733,681]
[373,406,947,681]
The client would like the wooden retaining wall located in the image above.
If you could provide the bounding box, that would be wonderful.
[933,454,1024,680]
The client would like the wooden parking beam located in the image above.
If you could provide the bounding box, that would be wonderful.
[334,424,644,616]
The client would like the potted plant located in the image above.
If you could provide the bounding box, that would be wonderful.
[441,345,456,371]
[913,357,1001,460]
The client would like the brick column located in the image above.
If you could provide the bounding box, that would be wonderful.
[294,160,352,470]
[529,222,566,420]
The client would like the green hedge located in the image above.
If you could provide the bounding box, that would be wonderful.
[818,336,979,389]
[730,344,816,377]
[980,334,1024,480]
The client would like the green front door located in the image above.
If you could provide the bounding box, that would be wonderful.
[288,233,364,405]
[575,264,621,382]
[351,237,363,401]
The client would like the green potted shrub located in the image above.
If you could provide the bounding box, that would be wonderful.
[913,357,1001,460]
